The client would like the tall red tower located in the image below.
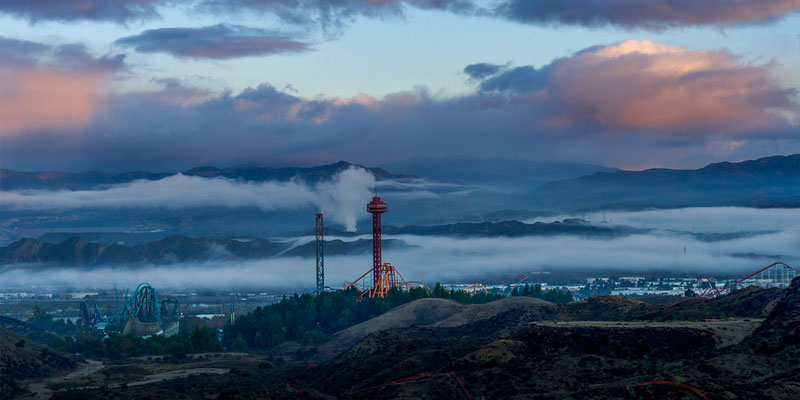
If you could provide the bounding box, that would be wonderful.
[366,195,387,286]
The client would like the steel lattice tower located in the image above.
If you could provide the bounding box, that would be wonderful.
[366,195,387,287]
[315,212,324,294]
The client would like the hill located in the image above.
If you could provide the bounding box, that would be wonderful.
[533,154,800,210]
[0,327,77,380]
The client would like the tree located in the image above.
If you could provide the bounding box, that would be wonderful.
[302,330,325,347]
[230,333,247,352]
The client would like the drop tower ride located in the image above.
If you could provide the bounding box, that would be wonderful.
[366,194,387,286]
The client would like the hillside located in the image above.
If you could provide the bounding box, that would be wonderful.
[532,154,800,210]
[0,327,77,380]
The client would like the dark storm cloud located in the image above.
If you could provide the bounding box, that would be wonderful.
[115,24,309,59]
[2,40,797,171]
[463,63,505,80]
[493,0,800,29]
[0,0,165,23]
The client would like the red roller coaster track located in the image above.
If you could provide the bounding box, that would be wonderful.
[636,380,710,400]
[287,364,476,399]
[663,262,797,312]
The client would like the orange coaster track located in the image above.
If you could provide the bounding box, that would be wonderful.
[344,262,431,301]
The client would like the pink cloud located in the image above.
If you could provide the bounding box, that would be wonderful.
[0,37,123,137]
[0,68,106,136]
[545,39,797,132]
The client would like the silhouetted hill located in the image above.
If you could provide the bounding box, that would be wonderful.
[533,154,800,210]
[0,161,411,190]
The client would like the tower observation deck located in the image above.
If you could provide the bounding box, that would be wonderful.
[367,195,387,286]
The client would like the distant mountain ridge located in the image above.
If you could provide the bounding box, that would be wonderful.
[0,219,643,266]
[380,156,617,187]
[0,161,410,190]
[532,154,800,210]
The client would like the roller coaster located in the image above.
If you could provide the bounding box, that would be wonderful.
[664,262,798,311]
[695,262,798,299]
[344,262,431,301]
[80,282,181,336]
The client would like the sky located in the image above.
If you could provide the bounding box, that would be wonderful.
[0,0,799,171]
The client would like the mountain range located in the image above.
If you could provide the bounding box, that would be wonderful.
[531,154,800,210]
[1,154,797,247]
[0,219,642,266]
[0,161,406,190]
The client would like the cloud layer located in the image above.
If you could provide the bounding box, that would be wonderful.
[3,0,798,29]
[1,167,376,231]
[2,37,795,170]
[115,24,309,59]
[0,0,164,23]
[494,0,800,29]
[2,208,797,290]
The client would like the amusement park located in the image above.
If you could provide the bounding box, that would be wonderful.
[2,193,799,400]
[67,192,799,343]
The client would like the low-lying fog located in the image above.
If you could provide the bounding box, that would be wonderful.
[2,207,797,292]
[524,207,800,233]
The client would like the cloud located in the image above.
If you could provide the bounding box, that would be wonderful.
[199,0,476,31]
[479,39,797,132]
[493,0,800,30]
[0,0,165,23]
[463,62,505,80]
[1,39,797,170]
[115,24,310,59]
[1,167,375,232]
[2,0,797,29]
[477,65,548,94]
[0,37,124,136]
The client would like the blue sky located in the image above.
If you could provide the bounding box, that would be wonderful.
[1,1,798,170]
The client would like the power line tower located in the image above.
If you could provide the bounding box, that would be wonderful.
[315,212,325,294]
